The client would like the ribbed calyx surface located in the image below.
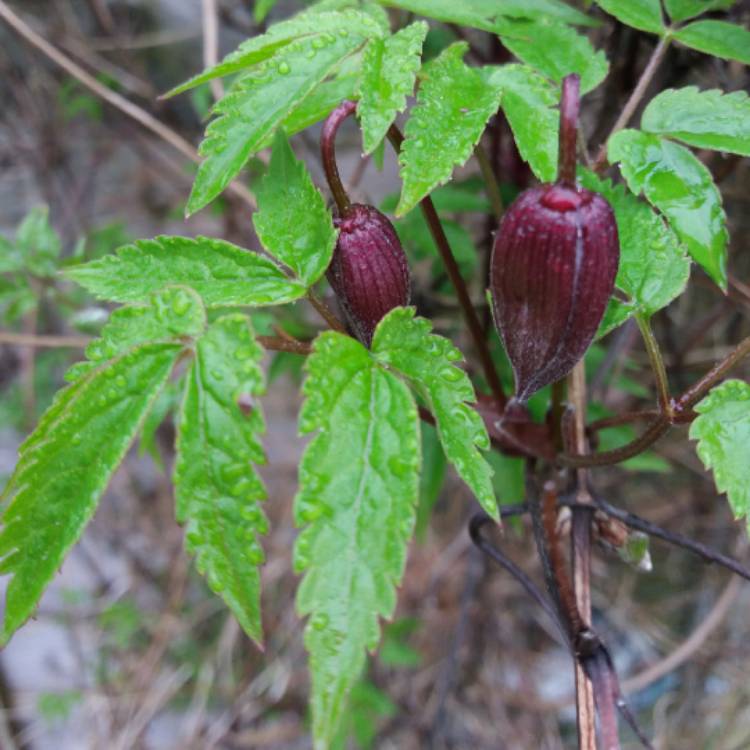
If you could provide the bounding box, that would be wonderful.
[327,204,411,346]
[490,183,619,401]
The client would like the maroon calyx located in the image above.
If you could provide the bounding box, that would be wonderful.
[327,204,411,347]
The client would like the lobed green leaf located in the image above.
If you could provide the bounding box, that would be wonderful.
[642,87,750,156]
[187,32,367,215]
[175,315,268,644]
[15,206,61,278]
[295,332,420,749]
[253,131,336,285]
[372,307,497,518]
[495,17,609,94]
[663,0,736,22]
[690,380,750,532]
[64,236,307,307]
[65,286,205,382]
[580,170,690,336]
[594,0,664,34]
[396,43,503,216]
[485,64,559,182]
[358,22,428,155]
[165,10,384,97]
[0,343,182,644]
[608,129,728,289]
[673,20,750,65]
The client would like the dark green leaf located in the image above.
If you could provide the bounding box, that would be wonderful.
[690,380,750,531]
[187,32,367,215]
[495,17,609,93]
[254,0,279,22]
[358,22,428,154]
[65,236,307,307]
[0,343,181,644]
[594,0,664,34]
[485,64,559,181]
[415,422,447,540]
[579,170,690,334]
[295,332,420,748]
[664,0,736,22]
[642,87,750,156]
[254,131,336,285]
[673,20,750,65]
[15,206,61,277]
[608,129,728,289]
[372,307,497,518]
[175,315,268,643]
[396,43,503,215]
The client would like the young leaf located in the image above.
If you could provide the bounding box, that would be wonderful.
[175,315,268,644]
[485,64,559,182]
[396,43,503,216]
[674,20,750,65]
[690,380,750,532]
[663,0,735,22]
[0,343,182,644]
[65,236,307,307]
[15,206,61,278]
[254,131,336,285]
[295,332,420,749]
[495,17,609,94]
[594,0,664,34]
[579,170,690,335]
[642,87,750,157]
[371,307,497,519]
[358,22,428,155]
[187,33,367,215]
[165,10,384,97]
[608,129,728,289]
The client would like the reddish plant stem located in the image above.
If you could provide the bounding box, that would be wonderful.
[306,291,347,334]
[320,99,357,214]
[558,74,581,186]
[387,125,507,409]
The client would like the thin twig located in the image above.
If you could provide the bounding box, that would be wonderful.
[0,330,90,348]
[0,1,255,209]
[306,291,347,333]
[474,142,503,219]
[635,314,671,415]
[593,36,671,173]
[201,0,224,101]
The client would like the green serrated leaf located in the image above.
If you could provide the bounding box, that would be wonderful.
[690,380,750,531]
[594,0,664,34]
[175,315,268,643]
[579,170,690,335]
[65,286,205,382]
[642,87,750,156]
[0,343,181,644]
[358,22,428,154]
[64,236,307,307]
[496,17,609,94]
[253,131,336,286]
[378,0,596,29]
[187,32,367,215]
[485,64,559,182]
[673,20,750,65]
[165,10,384,97]
[279,72,360,137]
[608,129,728,289]
[372,307,497,518]
[295,331,420,749]
[396,43,503,216]
[664,0,735,22]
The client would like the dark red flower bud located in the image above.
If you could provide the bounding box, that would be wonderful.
[489,74,619,402]
[328,204,410,346]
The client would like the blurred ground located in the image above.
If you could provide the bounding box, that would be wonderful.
[1,1,750,749]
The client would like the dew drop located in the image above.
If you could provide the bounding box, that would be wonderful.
[311,612,329,631]
[277,61,291,75]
